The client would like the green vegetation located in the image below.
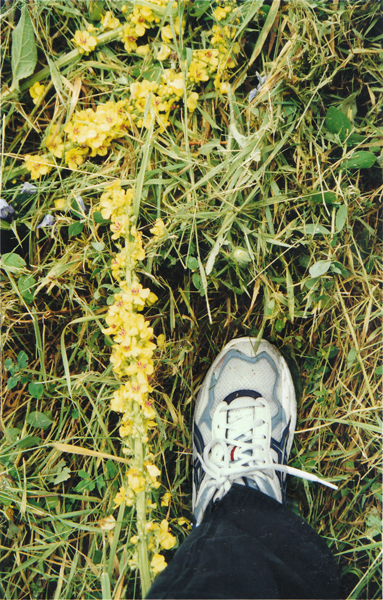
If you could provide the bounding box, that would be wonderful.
[1,1,382,598]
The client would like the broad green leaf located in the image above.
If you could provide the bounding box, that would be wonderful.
[309,260,332,278]
[68,222,84,238]
[17,351,28,369]
[16,435,42,449]
[28,382,44,399]
[324,107,352,140]
[0,252,26,273]
[11,5,38,91]
[343,151,376,169]
[309,191,338,205]
[347,347,357,368]
[7,375,20,390]
[4,358,14,371]
[26,411,53,429]
[91,241,105,252]
[302,224,331,236]
[336,204,348,233]
[18,274,36,303]
[186,257,199,270]
[53,467,71,485]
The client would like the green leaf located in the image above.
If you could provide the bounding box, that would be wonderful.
[18,274,36,303]
[343,151,376,169]
[0,252,26,273]
[324,107,352,140]
[26,411,53,429]
[309,260,332,278]
[68,222,84,238]
[16,435,42,449]
[91,241,105,252]
[52,467,71,485]
[302,224,331,236]
[17,351,29,369]
[309,191,338,205]
[336,204,348,233]
[28,382,44,399]
[11,5,38,91]
[4,358,14,372]
[7,375,20,390]
[186,256,199,270]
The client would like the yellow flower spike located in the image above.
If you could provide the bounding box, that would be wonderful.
[24,155,52,179]
[29,81,45,104]
[72,30,98,54]
[151,554,167,574]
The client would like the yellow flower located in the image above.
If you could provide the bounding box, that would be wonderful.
[150,218,165,239]
[64,147,89,170]
[178,517,191,526]
[157,333,166,348]
[151,553,167,574]
[130,535,139,544]
[101,11,121,30]
[110,214,130,240]
[194,49,219,69]
[29,81,45,105]
[161,24,173,43]
[146,464,161,478]
[136,44,150,56]
[161,492,171,507]
[187,92,199,112]
[46,134,64,158]
[159,520,176,550]
[113,486,127,507]
[54,198,66,210]
[214,6,232,21]
[24,155,52,179]
[157,44,172,61]
[188,60,209,83]
[73,30,98,54]
[98,515,116,531]
[127,468,146,493]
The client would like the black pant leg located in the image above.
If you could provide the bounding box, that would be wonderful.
[146,484,341,600]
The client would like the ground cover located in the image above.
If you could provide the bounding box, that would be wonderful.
[0,1,382,598]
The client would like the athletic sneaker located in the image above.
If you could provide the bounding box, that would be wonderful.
[192,337,337,527]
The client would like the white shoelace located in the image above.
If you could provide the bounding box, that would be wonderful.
[196,398,338,504]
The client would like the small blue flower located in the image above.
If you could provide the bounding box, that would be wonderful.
[76,195,86,213]
[249,72,268,103]
[0,198,16,220]
[37,214,55,228]
[21,182,37,194]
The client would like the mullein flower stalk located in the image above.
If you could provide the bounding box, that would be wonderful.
[98,180,174,596]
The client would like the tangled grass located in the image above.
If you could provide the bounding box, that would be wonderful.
[1,1,382,598]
